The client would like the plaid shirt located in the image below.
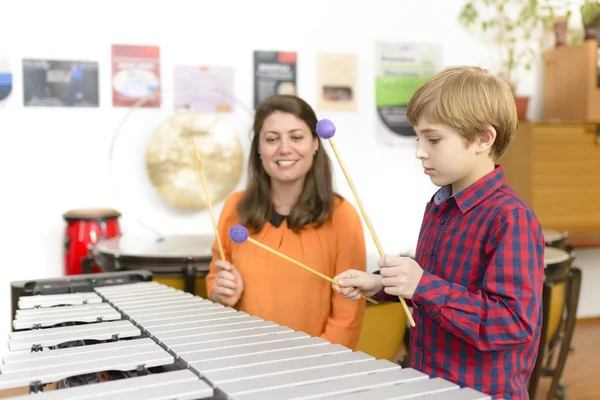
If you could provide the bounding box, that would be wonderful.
[374,166,544,400]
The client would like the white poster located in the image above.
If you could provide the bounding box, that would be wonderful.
[375,42,442,146]
[174,66,234,112]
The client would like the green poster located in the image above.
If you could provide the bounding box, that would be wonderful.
[375,42,442,145]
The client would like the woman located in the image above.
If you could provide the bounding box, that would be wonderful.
[205,94,367,349]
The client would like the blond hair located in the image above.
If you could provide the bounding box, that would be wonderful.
[406,66,518,160]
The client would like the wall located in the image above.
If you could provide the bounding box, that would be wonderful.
[0,0,595,350]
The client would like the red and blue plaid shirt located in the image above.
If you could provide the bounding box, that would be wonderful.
[374,165,544,400]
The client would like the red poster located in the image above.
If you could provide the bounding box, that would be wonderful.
[111,44,161,108]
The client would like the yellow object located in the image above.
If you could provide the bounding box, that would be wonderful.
[548,281,565,342]
[356,302,407,362]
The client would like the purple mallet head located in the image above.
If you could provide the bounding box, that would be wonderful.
[316,119,336,139]
[229,225,249,244]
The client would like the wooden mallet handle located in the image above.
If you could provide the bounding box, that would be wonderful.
[316,119,416,327]
[229,226,378,305]
[192,135,225,261]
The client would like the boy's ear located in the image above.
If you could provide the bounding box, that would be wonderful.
[476,125,496,154]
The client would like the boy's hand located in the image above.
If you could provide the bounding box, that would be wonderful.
[378,256,424,299]
[332,269,383,300]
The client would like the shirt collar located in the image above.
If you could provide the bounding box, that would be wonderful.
[432,165,506,214]
[269,211,288,228]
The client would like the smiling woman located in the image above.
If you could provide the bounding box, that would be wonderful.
[239,95,332,231]
[204,94,368,350]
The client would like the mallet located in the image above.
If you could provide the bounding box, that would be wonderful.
[316,118,415,327]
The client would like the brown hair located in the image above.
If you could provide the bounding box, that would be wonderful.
[237,95,335,233]
[406,66,518,160]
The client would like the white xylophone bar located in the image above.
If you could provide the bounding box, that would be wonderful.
[94,282,494,400]
[5,369,213,400]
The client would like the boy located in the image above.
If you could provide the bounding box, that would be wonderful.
[333,66,544,400]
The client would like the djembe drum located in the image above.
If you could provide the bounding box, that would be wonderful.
[63,209,121,275]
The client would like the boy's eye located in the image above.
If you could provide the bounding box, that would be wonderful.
[428,138,440,144]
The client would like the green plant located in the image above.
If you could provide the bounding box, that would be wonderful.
[581,0,600,26]
[459,0,568,95]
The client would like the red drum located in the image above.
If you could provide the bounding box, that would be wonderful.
[63,209,121,275]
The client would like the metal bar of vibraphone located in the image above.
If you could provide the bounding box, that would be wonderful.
[2,337,155,364]
[15,279,499,400]
[329,385,494,400]
[13,308,122,330]
[152,320,279,341]
[15,303,114,317]
[93,281,494,400]
[5,276,490,400]
[315,377,462,400]
[5,369,212,400]
[161,325,292,348]
[0,345,174,390]
[130,306,238,325]
[1,342,163,374]
[191,343,351,375]
[3,277,217,399]
[7,320,141,351]
[18,293,103,309]
[126,302,225,319]
[203,351,373,385]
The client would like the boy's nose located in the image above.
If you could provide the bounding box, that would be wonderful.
[415,144,427,160]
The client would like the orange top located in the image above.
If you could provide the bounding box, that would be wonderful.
[205,191,367,349]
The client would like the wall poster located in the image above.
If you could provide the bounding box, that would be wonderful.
[253,50,297,108]
[375,42,442,146]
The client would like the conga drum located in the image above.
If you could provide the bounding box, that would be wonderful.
[92,234,214,298]
[543,229,568,249]
[63,209,121,275]
[356,301,407,362]
[544,246,571,343]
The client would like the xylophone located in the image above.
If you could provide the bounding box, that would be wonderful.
[1,271,492,400]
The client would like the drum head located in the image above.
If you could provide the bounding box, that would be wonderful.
[543,229,565,243]
[544,246,570,265]
[92,234,215,274]
[63,208,121,221]
[95,235,213,258]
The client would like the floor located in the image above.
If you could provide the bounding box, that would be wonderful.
[534,317,600,400]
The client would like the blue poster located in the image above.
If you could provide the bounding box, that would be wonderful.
[23,59,99,107]
[0,56,12,103]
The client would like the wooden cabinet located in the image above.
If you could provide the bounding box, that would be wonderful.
[543,40,600,122]
[498,122,600,245]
